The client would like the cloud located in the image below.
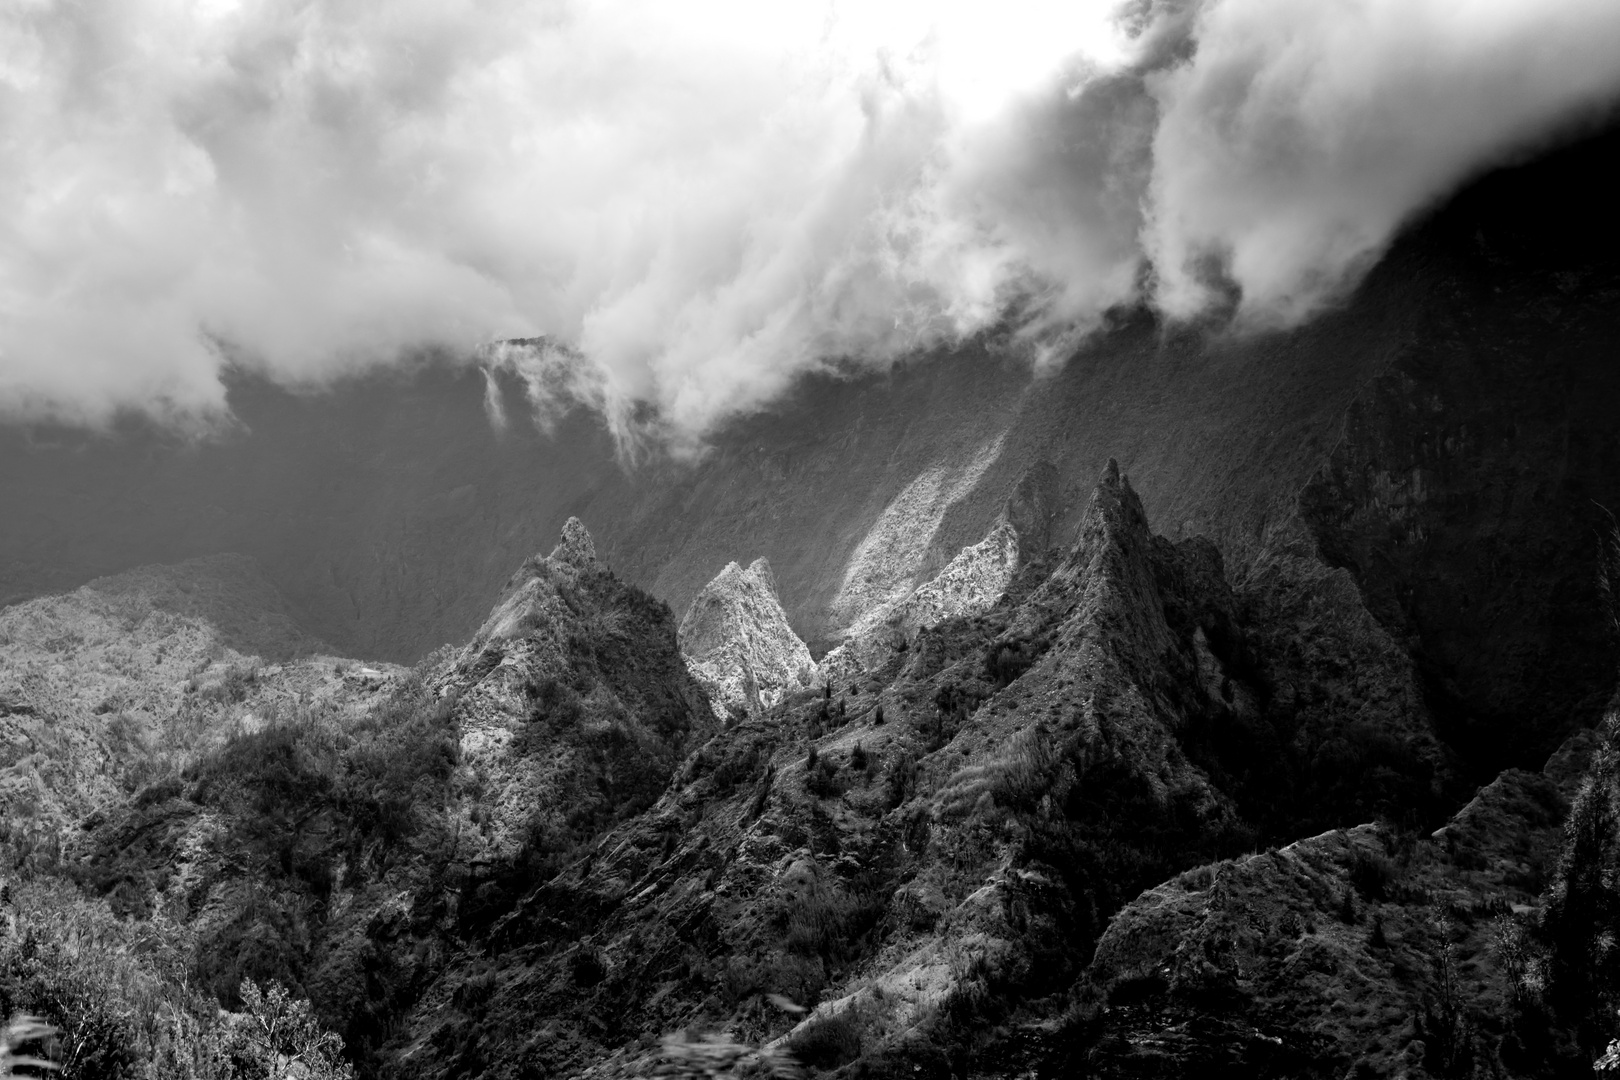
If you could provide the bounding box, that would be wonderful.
[2,0,1619,445]
[1141,0,1620,323]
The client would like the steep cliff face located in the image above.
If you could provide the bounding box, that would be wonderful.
[679,558,815,720]
[819,518,1019,689]
[434,516,715,874]
[1288,130,1620,777]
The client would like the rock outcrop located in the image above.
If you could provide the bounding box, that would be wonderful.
[443,518,714,871]
[819,463,1061,690]
[678,558,815,720]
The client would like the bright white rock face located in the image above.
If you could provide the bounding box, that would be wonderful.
[820,517,1021,689]
[678,558,815,721]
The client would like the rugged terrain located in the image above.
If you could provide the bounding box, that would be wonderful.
[2,122,1620,1080]
[379,462,1466,1079]
[9,443,1618,1078]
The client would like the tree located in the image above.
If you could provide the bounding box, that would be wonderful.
[221,981,354,1080]
[1541,720,1620,1056]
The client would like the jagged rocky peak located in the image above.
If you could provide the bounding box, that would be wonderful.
[478,517,603,643]
[1010,455,1164,635]
[679,556,814,720]
[441,520,713,871]
[549,515,597,566]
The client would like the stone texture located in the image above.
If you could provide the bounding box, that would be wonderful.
[679,557,815,720]
[1080,730,1596,1079]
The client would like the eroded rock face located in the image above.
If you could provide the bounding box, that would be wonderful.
[819,463,1060,690]
[550,515,598,567]
[679,558,815,720]
[820,519,1019,690]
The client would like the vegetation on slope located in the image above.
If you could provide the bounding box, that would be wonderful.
[3,457,1619,1080]
[2,522,714,1079]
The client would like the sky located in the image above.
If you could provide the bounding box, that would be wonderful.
[3,0,1619,449]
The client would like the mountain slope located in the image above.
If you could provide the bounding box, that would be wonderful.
[26,520,712,1076]
[2,454,1614,1078]
[379,462,1455,1079]
[1075,729,1597,1079]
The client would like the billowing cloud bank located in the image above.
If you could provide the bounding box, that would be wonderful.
[3,0,1619,444]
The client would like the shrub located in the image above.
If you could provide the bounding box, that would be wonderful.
[1349,850,1395,902]
[569,949,607,988]
[1,905,141,1080]
[936,729,1057,820]
[521,677,582,729]
[221,980,355,1080]
[805,756,843,799]
[200,663,259,706]
[787,1012,861,1069]
[781,883,885,964]
[984,637,1042,688]
[884,752,916,809]
[0,877,357,1080]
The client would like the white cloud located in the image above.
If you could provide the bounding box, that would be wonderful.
[2,0,1618,443]
[1142,0,1620,323]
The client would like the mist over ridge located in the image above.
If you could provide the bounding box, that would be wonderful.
[4,0,1620,447]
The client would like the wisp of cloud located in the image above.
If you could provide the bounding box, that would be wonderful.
[2,0,1618,447]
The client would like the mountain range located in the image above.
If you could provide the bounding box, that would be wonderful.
[2,116,1620,1080]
